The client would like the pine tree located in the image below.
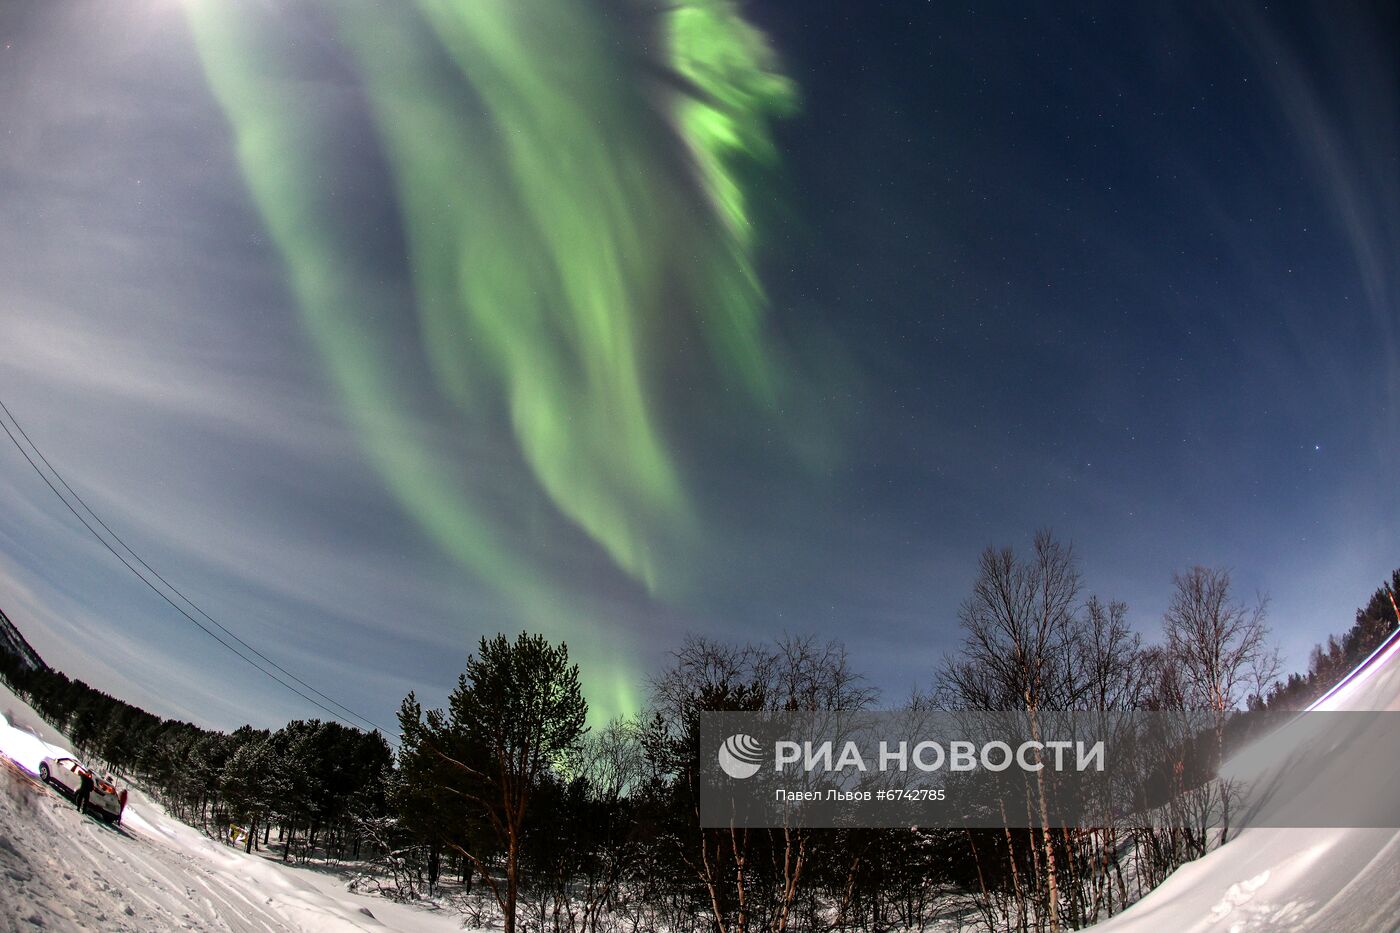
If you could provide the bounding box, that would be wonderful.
[400,632,586,933]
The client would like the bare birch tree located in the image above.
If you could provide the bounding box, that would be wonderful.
[1161,566,1278,843]
[938,529,1083,932]
[1162,567,1278,714]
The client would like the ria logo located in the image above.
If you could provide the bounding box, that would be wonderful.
[718,733,764,779]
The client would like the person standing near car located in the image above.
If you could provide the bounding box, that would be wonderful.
[75,769,93,813]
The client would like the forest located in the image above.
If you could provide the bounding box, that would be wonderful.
[1,542,1396,933]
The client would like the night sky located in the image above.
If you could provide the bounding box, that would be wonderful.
[0,1,1395,731]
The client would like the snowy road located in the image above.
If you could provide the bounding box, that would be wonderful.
[0,756,302,931]
[0,682,470,933]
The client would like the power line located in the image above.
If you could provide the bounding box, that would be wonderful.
[0,396,387,734]
[0,396,399,746]
[0,398,397,743]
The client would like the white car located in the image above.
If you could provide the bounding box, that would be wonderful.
[38,755,127,824]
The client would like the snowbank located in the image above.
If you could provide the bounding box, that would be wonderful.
[1093,630,1400,932]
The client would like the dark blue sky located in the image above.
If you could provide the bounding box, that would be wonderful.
[0,1,1394,730]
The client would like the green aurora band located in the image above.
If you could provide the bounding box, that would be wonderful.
[184,0,798,722]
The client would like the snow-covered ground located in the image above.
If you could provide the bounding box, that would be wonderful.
[4,631,1399,932]
[1095,629,1400,933]
[0,680,475,933]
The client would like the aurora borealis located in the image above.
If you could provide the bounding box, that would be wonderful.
[183,0,807,719]
[0,0,1396,732]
